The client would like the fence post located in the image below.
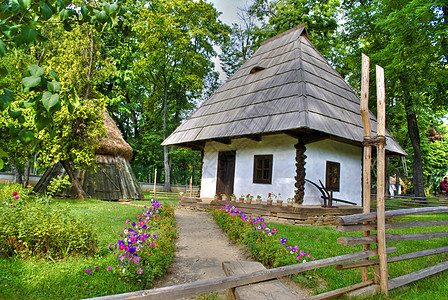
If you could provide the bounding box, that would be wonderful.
[360,53,372,282]
[376,64,388,296]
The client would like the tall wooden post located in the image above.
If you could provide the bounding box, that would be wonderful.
[376,65,388,296]
[154,168,157,200]
[360,53,372,282]
[189,176,193,198]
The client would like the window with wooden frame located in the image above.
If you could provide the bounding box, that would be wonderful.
[253,155,273,184]
[325,161,340,192]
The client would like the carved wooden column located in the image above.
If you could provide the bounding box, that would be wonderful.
[294,138,306,204]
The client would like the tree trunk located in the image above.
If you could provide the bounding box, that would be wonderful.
[405,104,425,197]
[163,80,171,192]
[61,159,87,199]
[9,158,22,185]
[23,159,30,187]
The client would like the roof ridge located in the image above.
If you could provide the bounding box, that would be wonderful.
[260,24,307,46]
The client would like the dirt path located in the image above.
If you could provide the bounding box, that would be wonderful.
[153,207,311,299]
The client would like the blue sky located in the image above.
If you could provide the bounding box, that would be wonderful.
[211,0,250,25]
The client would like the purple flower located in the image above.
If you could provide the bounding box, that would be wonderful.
[85,269,92,274]
[107,266,111,271]
[137,268,143,274]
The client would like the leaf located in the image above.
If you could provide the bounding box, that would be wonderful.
[24,98,35,108]
[48,69,59,81]
[8,109,22,118]
[63,20,72,31]
[0,88,14,110]
[0,66,8,77]
[47,81,61,92]
[18,130,35,144]
[35,113,51,131]
[14,26,38,45]
[59,8,75,21]
[28,64,45,77]
[42,91,59,111]
[0,39,5,56]
[22,76,41,92]
[0,147,7,158]
[0,159,4,170]
[39,1,53,20]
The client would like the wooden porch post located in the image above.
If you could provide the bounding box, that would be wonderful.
[294,138,306,205]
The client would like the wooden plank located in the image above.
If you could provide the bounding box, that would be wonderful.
[223,261,296,300]
[305,279,374,300]
[335,246,448,270]
[336,206,448,225]
[388,261,448,290]
[86,248,391,300]
[337,232,448,246]
[346,284,379,298]
[337,220,448,232]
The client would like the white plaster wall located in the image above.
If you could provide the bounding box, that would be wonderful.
[304,140,362,206]
[200,134,362,206]
[200,134,297,200]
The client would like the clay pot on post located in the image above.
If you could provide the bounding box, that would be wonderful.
[239,197,245,203]
[214,194,221,201]
[276,199,283,206]
[266,199,273,205]
[222,194,228,201]
[256,198,262,205]
[230,196,236,202]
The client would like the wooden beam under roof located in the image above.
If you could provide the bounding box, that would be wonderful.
[213,138,232,145]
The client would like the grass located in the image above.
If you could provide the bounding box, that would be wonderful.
[0,191,179,300]
[211,204,448,299]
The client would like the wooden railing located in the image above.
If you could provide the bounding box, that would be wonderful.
[335,206,448,297]
[371,194,448,210]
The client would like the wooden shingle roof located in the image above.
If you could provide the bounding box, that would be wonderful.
[162,25,406,156]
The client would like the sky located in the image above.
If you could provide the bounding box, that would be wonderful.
[209,0,252,81]
[211,0,250,25]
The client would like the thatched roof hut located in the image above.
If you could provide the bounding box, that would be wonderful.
[34,111,144,201]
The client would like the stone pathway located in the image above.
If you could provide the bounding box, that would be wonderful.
[153,207,311,299]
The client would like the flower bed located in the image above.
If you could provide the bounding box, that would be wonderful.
[105,200,177,287]
[210,204,314,268]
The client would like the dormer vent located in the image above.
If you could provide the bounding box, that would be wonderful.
[250,66,265,74]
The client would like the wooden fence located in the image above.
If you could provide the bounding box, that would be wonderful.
[371,195,448,211]
[335,206,448,297]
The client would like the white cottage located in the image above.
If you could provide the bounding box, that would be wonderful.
[162,25,406,206]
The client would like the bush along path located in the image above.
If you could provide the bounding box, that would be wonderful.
[153,206,310,298]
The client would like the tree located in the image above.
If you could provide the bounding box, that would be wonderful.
[0,0,122,171]
[134,0,229,191]
[340,0,448,196]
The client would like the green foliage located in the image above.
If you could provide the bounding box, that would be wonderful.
[0,185,98,259]
[47,175,71,197]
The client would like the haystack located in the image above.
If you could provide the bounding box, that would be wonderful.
[34,111,144,201]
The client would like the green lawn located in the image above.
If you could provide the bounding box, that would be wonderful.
[211,203,448,300]
[0,192,179,300]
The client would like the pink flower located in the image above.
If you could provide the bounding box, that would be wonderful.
[107,266,111,271]
[14,196,19,200]
[126,219,130,224]
[85,269,92,274]
[12,192,17,196]
[94,266,99,271]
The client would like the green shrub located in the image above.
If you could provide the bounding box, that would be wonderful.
[0,185,98,259]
